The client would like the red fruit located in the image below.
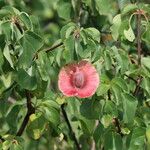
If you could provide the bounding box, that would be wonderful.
[58,60,100,98]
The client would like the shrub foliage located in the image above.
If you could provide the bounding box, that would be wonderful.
[0,0,150,149]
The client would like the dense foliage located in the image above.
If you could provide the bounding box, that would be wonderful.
[0,0,150,149]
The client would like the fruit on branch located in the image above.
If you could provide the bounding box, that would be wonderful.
[58,60,100,98]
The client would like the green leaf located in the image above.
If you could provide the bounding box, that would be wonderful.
[111,46,129,73]
[122,93,138,123]
[104,51,112,70]
[0,49,4,72]
[2,140,12,150]
[101,114,113,128]
[112,84,122,105]
[84,27,100,42]
[19,31,43,68]
[27,113,47,140]
[122,4,138,15]
[80,99,102,119]
[0,6,19,19]
[56,47,63,66]
[57,1,72,20]
[0,72,13,88]
[10,144,23,150]
[38,100,60,126]
[74,40,84,57]
[60,22,76,40]
[142,26,150,44]
[1,21,12,42]
[79,116,95,135]
[117,0,130,10]
[110,14,121,41]
[43,107,60,126]
[104,101,118,117]
[104,131,123,150]
[93,124,104,144]
[40,100,60,110]
[0,8,11,19]
[111,77,128,92]
[16,69,37,90]
[65,25,76,38]
[36,51,51,81]
[146,126,150,149]
[6,105,20,132]
[96,83,110,96]
[86,39,97,53]
[129,127,146,150]
[0,34,5,50]
[97,74,110,96]
[1,6,18,15]
[141,57,150,70]
[92,45,101,62]
[121,127,130,135]
[56,96,66,105]
[124,26,135,42]
[141,77,150,95]
[95,0,112,15]
[19,12,32,30]
[3,45,14,68]
[64,35,75,62]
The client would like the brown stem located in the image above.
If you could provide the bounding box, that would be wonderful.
[61,104,81,150]
[124,74,137,83]
[108,89,111,100]
[33,42,63,60]
[133,76,142,96]
[16,90,35,136]
[112,118,123,137]
[45,42,63,53]
[15,22,23,34]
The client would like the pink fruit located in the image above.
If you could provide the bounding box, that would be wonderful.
[58,60,100,98]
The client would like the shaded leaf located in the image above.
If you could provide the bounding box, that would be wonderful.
[16,69,37,90]
[122,93,138,123]
[19,31,43,68]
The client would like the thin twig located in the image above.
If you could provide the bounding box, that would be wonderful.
[108,90,111,100]
[133,76,142,96]
[33,42,63,60]
[124,74,137,83]
[16,90,35,136]
[15,22,23,34]
[112,118,123,137]
[61,104,81,150]
[44,42,63,53]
